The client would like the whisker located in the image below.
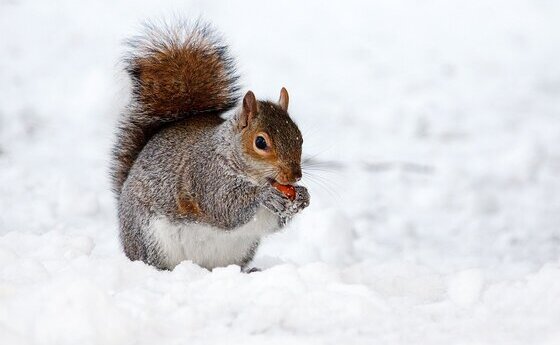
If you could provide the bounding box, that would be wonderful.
[302,170,342,203]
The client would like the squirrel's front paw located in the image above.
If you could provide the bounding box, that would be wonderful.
[263,185,310,222]
[292,185,310,212]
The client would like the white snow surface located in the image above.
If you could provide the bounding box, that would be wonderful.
[1,1,560,344]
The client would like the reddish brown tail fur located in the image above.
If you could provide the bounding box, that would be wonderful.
[111,20,240,195]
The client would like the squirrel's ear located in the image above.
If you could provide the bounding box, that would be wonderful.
[239,90,258,129]
[278,87,289,111]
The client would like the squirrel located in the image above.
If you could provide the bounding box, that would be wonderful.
[111,20,310,271]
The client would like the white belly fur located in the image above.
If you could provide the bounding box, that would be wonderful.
[148,207,279,270]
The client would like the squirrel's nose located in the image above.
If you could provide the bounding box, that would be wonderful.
[292,166,302,182]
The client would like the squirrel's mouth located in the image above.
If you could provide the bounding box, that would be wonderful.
[267,177,295,187]
[268,178,297,200]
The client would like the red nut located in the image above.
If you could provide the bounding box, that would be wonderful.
[272,181,296,200]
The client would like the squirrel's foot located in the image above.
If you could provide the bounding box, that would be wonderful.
[242,267,261,274]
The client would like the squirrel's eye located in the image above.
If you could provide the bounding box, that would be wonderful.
[255,136,267,150]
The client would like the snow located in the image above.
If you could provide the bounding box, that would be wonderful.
[1,0,560,344]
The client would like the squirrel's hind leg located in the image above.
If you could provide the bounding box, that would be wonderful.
[118,188,168,269]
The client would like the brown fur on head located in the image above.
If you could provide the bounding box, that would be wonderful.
[237,88,303,186]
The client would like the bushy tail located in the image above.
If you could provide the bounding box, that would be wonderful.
[111,20,240,195]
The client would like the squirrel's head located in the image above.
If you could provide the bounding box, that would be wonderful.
[236,88,303,186]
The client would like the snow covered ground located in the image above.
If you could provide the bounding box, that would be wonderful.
[1,0,560,344]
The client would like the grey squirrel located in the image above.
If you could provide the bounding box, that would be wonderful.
[111,20,310,271]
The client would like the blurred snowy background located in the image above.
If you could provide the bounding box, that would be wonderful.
[1,0,560,344]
